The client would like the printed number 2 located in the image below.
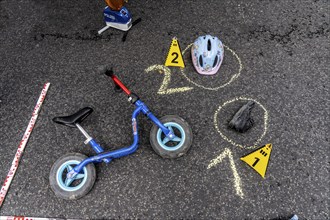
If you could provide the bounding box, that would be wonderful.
[252,157,260,167]
[171,52,179,63]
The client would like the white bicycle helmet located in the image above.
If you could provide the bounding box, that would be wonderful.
[191,35,224,75]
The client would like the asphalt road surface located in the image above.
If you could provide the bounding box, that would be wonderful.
[0,0,329,219]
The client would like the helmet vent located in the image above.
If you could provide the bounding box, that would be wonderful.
[213,56,218,68]
[207,39,211,51]
[199,55,203,67]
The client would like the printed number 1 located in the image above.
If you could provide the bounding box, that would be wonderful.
[171,52,179,63]
[252,157,260,167]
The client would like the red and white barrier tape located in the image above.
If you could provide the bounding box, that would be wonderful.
[0,216,58,220]
[0,83,50,208]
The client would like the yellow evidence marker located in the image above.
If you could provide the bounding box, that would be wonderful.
[240,143,272,178]
[165,37,185,68]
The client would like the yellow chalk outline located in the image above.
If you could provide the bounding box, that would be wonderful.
[207,148,244,198]
[145,64,193,95]
[213,97,269,150]
[180,44,243,91]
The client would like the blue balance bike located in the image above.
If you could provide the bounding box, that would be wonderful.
[49,68,193,200]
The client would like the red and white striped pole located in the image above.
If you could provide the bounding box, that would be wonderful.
[0,216,58,220]
[0,83,50,208]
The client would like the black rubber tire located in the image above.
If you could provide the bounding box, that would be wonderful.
[49,153,96,200]
[150,115,193,158]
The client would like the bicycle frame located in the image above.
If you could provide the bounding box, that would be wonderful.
[67,73,174,178]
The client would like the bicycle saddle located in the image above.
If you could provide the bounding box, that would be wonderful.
[53,107,93,128]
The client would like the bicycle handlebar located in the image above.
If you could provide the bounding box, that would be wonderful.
[104,68,131,95]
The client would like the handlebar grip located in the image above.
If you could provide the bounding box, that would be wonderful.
[102,66,131,95]
[111,76,131,95]
[104,69,114,77]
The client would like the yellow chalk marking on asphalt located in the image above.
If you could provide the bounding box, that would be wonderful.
[145,64,193,95]
[213,97,269,150]
[146,42,243,94]
[208,148,244,198]
[180,44,243,91]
